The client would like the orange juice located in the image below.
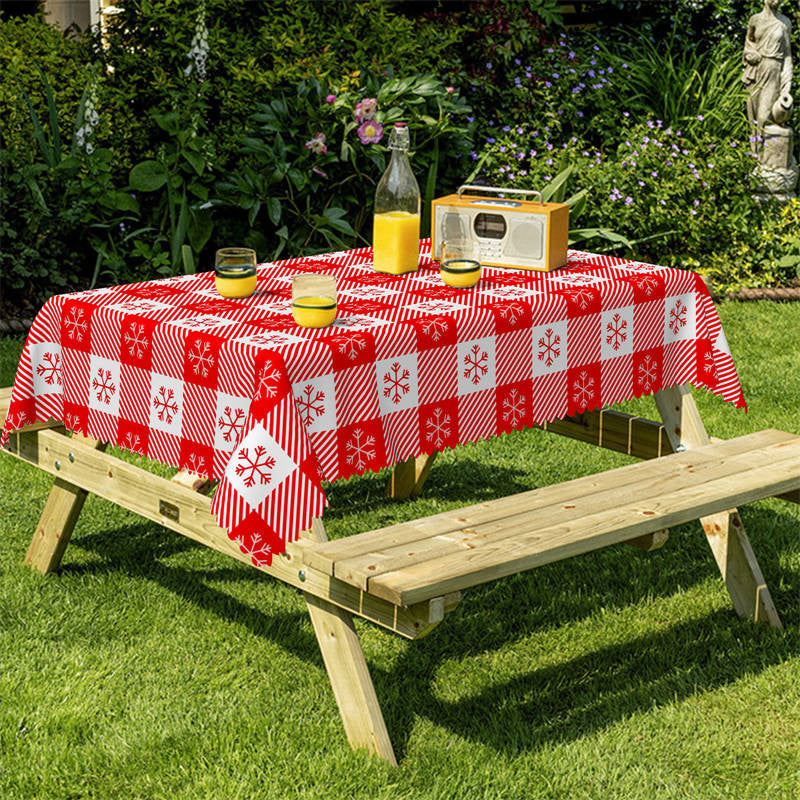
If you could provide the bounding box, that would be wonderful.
[372,211,420,274]
[292,296,337,328]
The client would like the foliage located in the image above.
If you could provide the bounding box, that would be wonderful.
[0,15,96,166]
[476,119,769,272]
[219,72,472,259]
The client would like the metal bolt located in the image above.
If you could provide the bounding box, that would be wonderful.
[54,460,61,470]
[298,570,306,582]
[68,452,75,462]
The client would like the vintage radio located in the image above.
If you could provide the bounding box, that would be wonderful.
[431,185,569,272]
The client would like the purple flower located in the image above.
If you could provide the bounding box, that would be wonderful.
[546,142,554,151]
[312,166,328,177]
[622,63,629,69]
[623,111,630,118]
[651,170,658,177]
[576,111,584,117]
[624,196,633,205]
[503,125,511,132]
[553,72,560,79]
[486,61,493,69]
[638,180,645,186]
[697,114,704,121]
[466,115,474,123]
[355,97,378,123]
[487,137,496,144]
[529,149,537,157]
[588,69,595,77]
[519,169,528,176]
[470,151,478,160]
[499,145,506,153]
[516,151,525,159]
[546,158,553,165]
[325,94,336,103]
[357,119,383,144]
[305,132,327,155]
[569,50,576,59]
[516,127,524,134]
[545,81,553,88]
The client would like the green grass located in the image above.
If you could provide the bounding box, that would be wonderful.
[1,301,799,799]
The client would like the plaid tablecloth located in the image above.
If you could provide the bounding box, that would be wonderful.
[2,241,745,566]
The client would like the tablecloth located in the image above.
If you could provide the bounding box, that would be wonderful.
[1,240,745,566]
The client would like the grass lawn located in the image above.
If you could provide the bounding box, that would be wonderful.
[1,300,799,800]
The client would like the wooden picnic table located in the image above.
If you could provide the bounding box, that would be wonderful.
[2,244,799,765]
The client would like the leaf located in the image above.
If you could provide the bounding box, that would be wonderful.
[171,190,189,269]
[183,148,205,175]
[248,200,261,227]
[181,244,195,275]
[187,207,213,253]
[266,196,281,225]
[129,160,168,192]
[100,191,140,213]
[542,166,573,203]
[36,66,62,165]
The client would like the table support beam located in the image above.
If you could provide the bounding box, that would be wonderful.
[654,385,782,629]
[25,436,106,575]
[304,519,397,765]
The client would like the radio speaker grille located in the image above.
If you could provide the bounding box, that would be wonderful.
[505,217,544,262]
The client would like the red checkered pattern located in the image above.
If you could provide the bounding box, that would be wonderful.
[1,241,746,564]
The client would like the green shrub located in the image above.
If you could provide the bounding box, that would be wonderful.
[219,72,472,260]
[476,120,772,277]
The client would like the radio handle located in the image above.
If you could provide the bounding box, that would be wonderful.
[457,185,544,204]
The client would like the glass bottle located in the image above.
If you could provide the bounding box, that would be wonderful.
[372,122,421,274]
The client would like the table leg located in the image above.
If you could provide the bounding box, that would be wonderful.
[386,452,438,500]
[303,519,397,765]
[654,385,782,628]
[25,437,107,575]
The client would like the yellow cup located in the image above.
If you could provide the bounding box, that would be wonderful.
[292,274,337,328]
[215,247,257,298]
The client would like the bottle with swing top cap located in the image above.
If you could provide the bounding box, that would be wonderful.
[372,122,421,274]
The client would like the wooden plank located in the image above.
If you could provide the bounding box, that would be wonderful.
[333,434,798,591]
[369,449,800,606]
[303,519,397,765]
[655,384,783,629]
[410,451,437,498]
[25,435,107,574]
[627,529,669,552]
[4,427,440,639]
[538,409,673,460]
[304,430,792,581]
[305,428,787,577]
[171,469,214,494]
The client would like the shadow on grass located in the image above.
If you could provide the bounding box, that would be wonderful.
[64,498,798,763]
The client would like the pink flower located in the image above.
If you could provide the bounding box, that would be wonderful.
[446,86,454,93]
[305,132,327,155]
[312,166,328,177]
[357,119,383,144]
[355,97,378,123]
[325,94,336,103]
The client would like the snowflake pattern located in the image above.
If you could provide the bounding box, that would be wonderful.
[562,287,595,310]
[217,406,246,443]
[638,355,659,391]
[502,389,526,427]
[64,308,87,341]
[124,323,149,359]
[420,318,450,342]
[234,445,275,488]
[425,407,451,448]
[64,411,82,433]
[605,313,628,351]
[153,386,179,423]
[184,452,208,475]
[122,431,144,454]
[35,352,62,385]
[383,362,410,404]
[92,368,116,406]
[631,275,660,297]
[345,427,376,470]
[498,303,526,326]
[257,366,283,399]
[4,411,28,431]
[463,344,488,385]
[701,352,717,382]
[669,300,687,334]
[294,385,325,425]
[572,370,595,408]
[187,339,216,377]
[538,328,561,367]
[333,332,367,361]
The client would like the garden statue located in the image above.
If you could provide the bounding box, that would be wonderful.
[742,0,797,201]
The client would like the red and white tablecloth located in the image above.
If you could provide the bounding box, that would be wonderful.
[1,240,745,566]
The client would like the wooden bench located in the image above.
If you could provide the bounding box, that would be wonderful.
[3,384,799,765]
[302,428,800,608]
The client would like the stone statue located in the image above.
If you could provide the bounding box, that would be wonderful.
[743,0,797,201]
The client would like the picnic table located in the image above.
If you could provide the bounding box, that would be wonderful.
[3,240,799,765]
